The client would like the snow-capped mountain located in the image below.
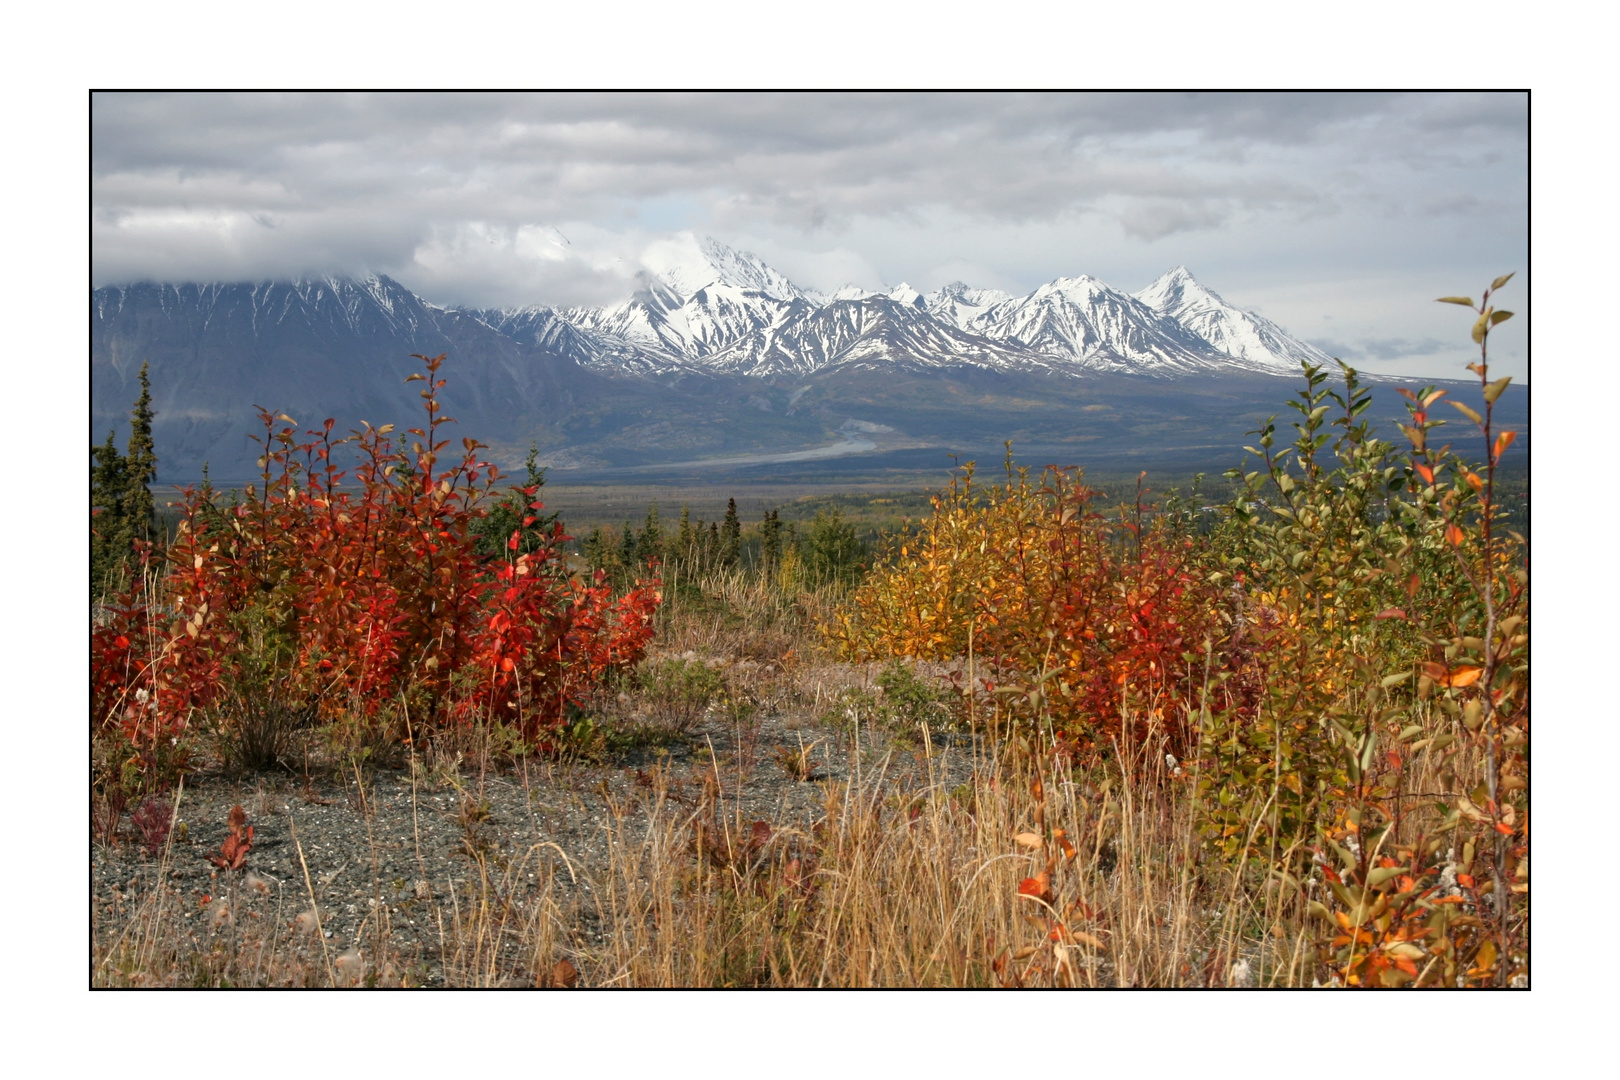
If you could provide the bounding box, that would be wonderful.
[93,254,1528,483]
[464,238,1326,381]
[696,294,1060,378]
[926,282,1015,329]
[640,233,812,302]
[1134,266,1331,373]
[962,275,1238,375]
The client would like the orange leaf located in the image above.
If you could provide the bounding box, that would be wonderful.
[1414,463,1434,485]
[1446,524,1466,547]
[1443,666,1482,688]
[549,958,579,988]
[1069,930,1106,950]
[1492,430,1517,463]
[1495,821,1514,835]
[1013,832,1043,849]
[1375,608,1407,620]
[1018,872,1052,904]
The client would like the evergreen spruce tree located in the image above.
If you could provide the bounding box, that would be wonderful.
[619,520,637,569]
[125,361,158,546]
[706,521,720,567]
[637,501,663,565]
[582,526,610,573]
[807,507,865,586]
[471,441,558,561]
[721,497,741,567]
[760,508,782,571]
[91,431,131,592]
[676,505,694,570]
[91,362,161,593]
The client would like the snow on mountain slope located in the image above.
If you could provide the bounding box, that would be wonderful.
[457,237,1322,380]
[641,233,810,301]
[1135,266,1330,374]
[886,282,927,309]
[926,281,1015,330]
[968,275,1230,374]
[697,294,1061,378]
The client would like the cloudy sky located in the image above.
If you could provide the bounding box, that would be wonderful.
[92,92,1528,379]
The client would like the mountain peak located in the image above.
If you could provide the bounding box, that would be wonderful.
[1134,268,1326,373]
[1137,265,1219,311]
[641,233,808,301]
[887,282,926,308]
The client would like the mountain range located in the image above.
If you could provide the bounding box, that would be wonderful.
[92,237,1517,485]
[464,236,1332,380]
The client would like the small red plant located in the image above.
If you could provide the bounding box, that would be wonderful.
[130,794,174,856]
[208,805,254,871]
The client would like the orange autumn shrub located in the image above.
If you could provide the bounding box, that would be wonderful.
[828,459,1239,756]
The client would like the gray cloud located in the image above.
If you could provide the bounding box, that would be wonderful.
[1309,337,1450,362]
[91,91,1528,376]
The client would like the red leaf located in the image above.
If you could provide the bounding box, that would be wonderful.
[1375,608,1407,620]
[749,820,772,851]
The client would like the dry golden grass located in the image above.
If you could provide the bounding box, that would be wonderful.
[92,570,1513,989]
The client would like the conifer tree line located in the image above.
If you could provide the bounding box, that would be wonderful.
[92,361,159,594]
[581,496,867,588]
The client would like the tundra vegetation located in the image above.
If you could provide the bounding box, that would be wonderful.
[91,280,1528,987]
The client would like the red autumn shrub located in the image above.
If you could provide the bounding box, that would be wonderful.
[95,353,659,758]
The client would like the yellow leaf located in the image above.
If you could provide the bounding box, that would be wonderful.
[1013,832,1043,849]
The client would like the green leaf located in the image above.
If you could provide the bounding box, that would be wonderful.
[1490,310,1513,325]
[1367,865,1406,889]
[1398,723,1424,742]
[1448,401,1484,425]
[1471,312,1490,344]
[1490,273,1515,291]
[1381,672,1413,689]
[1483,376,1513,404]
[1436,296,1476,307]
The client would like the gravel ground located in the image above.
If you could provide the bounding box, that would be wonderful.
[92,662,982,986]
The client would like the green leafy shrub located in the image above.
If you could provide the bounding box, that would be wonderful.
[636,657,723,733]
